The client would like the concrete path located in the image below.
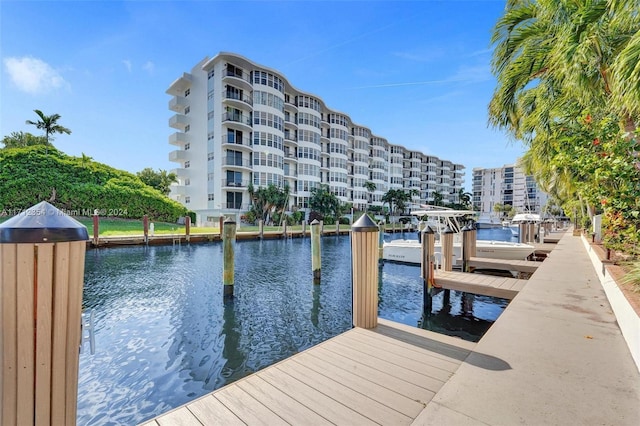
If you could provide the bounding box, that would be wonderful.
[415,231,640,425]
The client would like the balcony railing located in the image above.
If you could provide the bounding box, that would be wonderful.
[222,179,249,188]
[224,69,251,83]
[224,91,253,105]
[224,157,252,168]
[222,134,252,146]
[223,112,252,126]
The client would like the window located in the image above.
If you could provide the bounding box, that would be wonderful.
[184,143,190,150]
[208,193,214,201]
[185,125,190,133]
[184,88,190,97]
[184,161,190,168]
[208,70,215,79]
[184,106,190,115]
[226,191,243,209]
[208,131,215,140]
[208,173,214,181]
[185,196,190,204]
[208,152,214,161]
[185,178,190,186]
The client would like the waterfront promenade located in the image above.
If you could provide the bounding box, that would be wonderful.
[144,230,640,425]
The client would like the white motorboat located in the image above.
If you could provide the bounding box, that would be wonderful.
[382,208,535,265]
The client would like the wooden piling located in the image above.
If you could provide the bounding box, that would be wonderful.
[259,220,264,240]
[143,214,149,244]
[461,224,472,272]
[185,216,191,242]
[0,201,88,426]
[311,219,321,284]
[222,218,236,299]
[441,226,455,271]
[351,214,379,329]
[302,221,306,237]
[519,223,527,244]
[283,221,288,238]
[92,213,99,245]
[421,226,436,316]
[378,220,385,260]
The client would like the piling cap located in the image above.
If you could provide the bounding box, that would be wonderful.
[461,224,471,231]
[310,219,320,225]
[352,214,379,232]
[0,201,89,243]
[421,225,435,234]
[442,225,455,234]
[223,216,236,224]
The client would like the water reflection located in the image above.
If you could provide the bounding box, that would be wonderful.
[78,235,508,425]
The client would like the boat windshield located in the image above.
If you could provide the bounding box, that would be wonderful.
[410,209,476,233]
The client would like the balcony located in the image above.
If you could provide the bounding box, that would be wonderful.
[169,132,189,146]
[222,112,252,129]
[222,69,252,91]
[284,100,298,112]
[168,96,188,113]
[169,114,189,131]
[169,185,186,196]
[222,179,250,188]
[170,168,189,178]
[223,91,253,107]
[169,150,187,162]
[166,72,192,96]
[224,202,249,211]
[223,157,252,169]
[221,134,252,149]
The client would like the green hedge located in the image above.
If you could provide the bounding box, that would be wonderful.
[0,146,187,222]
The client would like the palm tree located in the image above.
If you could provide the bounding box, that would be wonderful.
[432,191,444,207]
[26,110,72,145]
[363,181,377,211]
[458,188,472,209]
[80,152,93,168]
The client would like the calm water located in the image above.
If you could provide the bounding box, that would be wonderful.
[78,230,510,425]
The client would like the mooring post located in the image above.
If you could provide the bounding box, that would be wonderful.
[461,224,472,272]
[519,223,527,244]
[421,226,436,316]
[185,215,191,243]
[302,221,306,238]
[283,220,288,238]
[336,221,340,236]
[320,220,324,235]
[219,216,224,238]
[0,201,89,426]
[528,222,536,243]
[222,217,236,299]
[311,219,321,284]
[258,219,264,240]
[143,214,149,244]
[351,214,379,329]
[378,220,385,260]
[470,221,477,258]
[92,211,99,246]
[441,226,455,271]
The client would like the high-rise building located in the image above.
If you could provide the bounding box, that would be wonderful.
[167,52,464,225]
[472,162,548,221]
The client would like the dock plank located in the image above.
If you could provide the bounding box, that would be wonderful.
[143,320,474,426]
[260,366,377,425]
[294,351,424,418]
[187,395,244,426]
[469,257,540,273]
[236,375,332,425]
[433,270,523,299]
[281,359,413,425]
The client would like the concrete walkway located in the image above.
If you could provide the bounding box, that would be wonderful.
[415,231,640,425]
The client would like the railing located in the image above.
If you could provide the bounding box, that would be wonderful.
[224,91,253,105]
[223,112,252,126]
[224,69,251,83]
[222,134,252,146]
[225,202,249,210]
[222,179,250,188]
[224,157,252,168]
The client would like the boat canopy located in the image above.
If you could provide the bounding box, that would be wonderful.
[511,213,541,222]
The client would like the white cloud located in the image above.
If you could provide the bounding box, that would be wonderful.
[122,59,132,72]
[142,61,154,74]
[3,56,68,95]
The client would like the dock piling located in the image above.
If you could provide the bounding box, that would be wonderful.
[143,214,149,244]
[442,226,455,271]
[259,220,264,240]
[223,217,236,299]
[351,214,379,329]
[0,201,88,426]
[185,216,191,243]
[92,212,99,245]
[421,226,436,315]
[311,219,321,284]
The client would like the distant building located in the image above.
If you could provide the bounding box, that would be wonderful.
[167,52,464,225]
[472,162,548,220]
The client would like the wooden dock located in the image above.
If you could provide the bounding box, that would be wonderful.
[468,256,540,273]
[433,270,527,300]
[141,319,475,426]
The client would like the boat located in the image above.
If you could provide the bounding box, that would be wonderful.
[382,208,535,265]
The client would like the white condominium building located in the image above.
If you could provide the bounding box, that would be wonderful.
[167,52,464,225]
[472,162,548,216]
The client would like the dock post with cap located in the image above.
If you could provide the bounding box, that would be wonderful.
[351,214,379,329]
[0,201,89,426]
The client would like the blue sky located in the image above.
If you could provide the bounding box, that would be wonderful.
[1,0,524,190]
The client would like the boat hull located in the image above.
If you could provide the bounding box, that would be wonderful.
[382,240,534,265]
